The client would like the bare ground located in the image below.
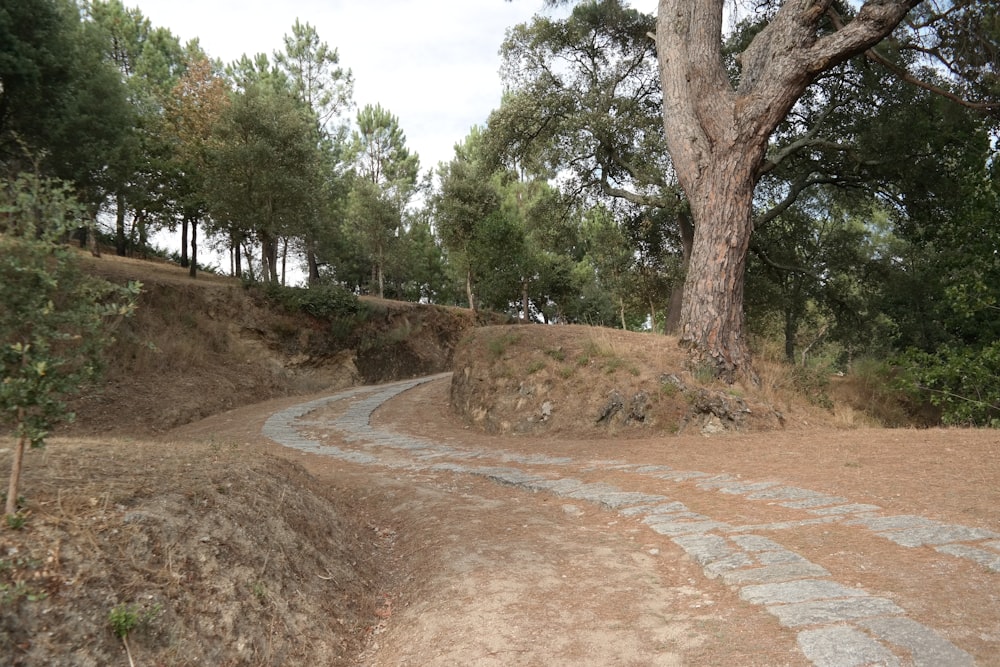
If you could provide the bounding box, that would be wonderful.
[2,255,998,665]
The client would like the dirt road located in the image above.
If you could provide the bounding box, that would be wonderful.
[242,375,999,665]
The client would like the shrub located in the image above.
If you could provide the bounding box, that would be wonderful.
[1,171,140,517]
[899,344,1000,427]
[255,282,361,320]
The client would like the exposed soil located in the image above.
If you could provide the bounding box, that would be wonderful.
[1,254,997,665]
[365,379,1000,665]
[65,252,483,436]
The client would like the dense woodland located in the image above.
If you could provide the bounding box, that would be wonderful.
[2,0,999,424]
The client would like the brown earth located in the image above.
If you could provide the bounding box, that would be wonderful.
[1,254,997,665]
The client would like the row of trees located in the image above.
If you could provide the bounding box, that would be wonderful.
[3,0,999,423]
[1,0,424,293]
[0,0,686,317]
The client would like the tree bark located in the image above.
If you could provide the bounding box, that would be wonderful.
[4,413,27,517]
[137,211,148,256]
[189,219,197,279]
[655,0,920,381]
[306,246,321,286]
[784,303,798,363]
[664,211,693,334]
[87,213,100,258]
[261,235,279,283]
[180,217,189,268]
[676,151,759,379]
[233,231,244,278]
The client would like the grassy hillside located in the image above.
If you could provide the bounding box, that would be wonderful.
[66,254,485,436]
[450,324,856,439]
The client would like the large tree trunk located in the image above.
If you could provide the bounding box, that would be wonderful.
[373,242,385,298]
[232,231,243,278]
[87,212,101,258]
[784,303,798,364]
[676,151,759,379]
[655,0,917,381]
[280,237,288,286]
[137,212,148,256]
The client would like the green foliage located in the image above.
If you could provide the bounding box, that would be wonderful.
[0,556,47,604]
[0,171,140,513]
[205,75,321,283]
[5,513,26,530]
[544,347,566,362]
[491,0,669,200]
[343,103,420,297]
[275,19,354,135]
[108,602,162,639]
[251,581,268,603]
[469,209,528,313]
[84,0,186,254]
[1,0,132,207]
[383,212,452,303]
[839,357,924,427]
[257,282,361,320]
[900,344,1000,427]
[108,604,137,638]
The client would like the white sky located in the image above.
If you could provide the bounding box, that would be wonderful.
[131,0,659,172]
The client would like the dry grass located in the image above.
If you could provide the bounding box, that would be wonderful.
[0,437,385,666]
[451,324,816,438]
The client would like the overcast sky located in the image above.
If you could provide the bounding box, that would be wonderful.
[131,0,659,172]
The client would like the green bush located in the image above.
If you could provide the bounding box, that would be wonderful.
[899,344,1000,426]
[1,171,140,517]
[255,282,361,320]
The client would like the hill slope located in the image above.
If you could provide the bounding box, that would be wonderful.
[67,254,484,436]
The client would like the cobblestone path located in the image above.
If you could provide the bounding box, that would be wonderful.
[263,375,995,666]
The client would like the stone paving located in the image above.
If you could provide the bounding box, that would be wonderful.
[262,375,992,666]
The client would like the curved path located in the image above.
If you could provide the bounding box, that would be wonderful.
[263,375,995,666]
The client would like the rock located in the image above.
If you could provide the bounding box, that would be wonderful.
[596,390,625,423]
[627,392,650,423]
[701,417,726,435]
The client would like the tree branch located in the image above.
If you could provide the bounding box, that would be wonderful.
[864,45,999,112]
[749,243,822,280]
[827,8,999,113]
[758,95,845,176]
[754,174,843,229]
